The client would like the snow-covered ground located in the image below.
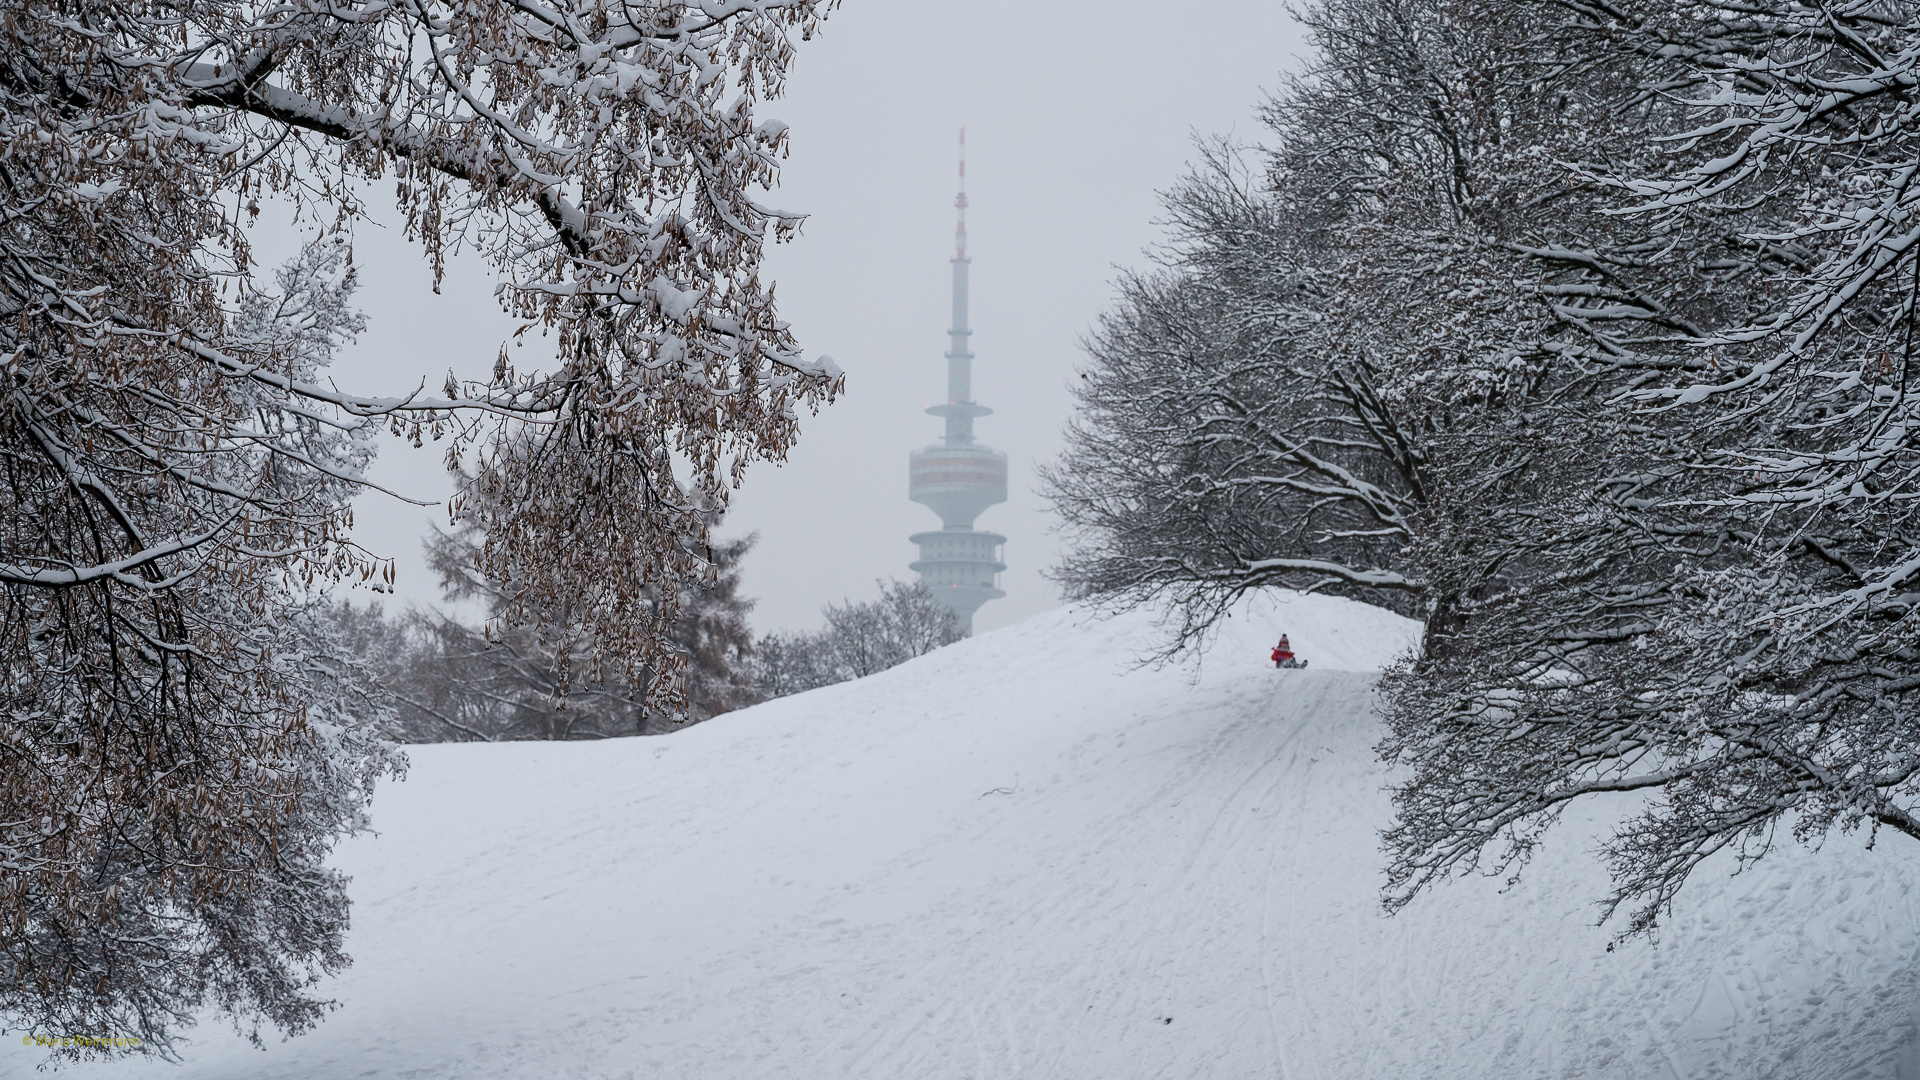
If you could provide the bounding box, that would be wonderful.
[15,590,1920,1079]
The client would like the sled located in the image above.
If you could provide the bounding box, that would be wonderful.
[1276,658,1308,670]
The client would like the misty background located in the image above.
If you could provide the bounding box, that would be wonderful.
[318,0,1310,635]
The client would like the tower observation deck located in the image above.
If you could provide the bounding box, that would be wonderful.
[909,126,1006,635]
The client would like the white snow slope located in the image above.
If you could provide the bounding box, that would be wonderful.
[15,590,1920,1080]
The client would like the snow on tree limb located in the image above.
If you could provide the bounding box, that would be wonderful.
[2,0,835,1059]
[1054,0,1920,942]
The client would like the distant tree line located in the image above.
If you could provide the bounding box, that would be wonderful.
[1048,0,1920,938]
[754,579,965,698]
[335,538,964,741]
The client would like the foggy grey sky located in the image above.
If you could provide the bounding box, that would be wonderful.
[322,1,1311,635]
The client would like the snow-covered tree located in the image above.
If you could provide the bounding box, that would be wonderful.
[1378,0,1920,937]
[1053,0,1920,936]
[753,580,962,698]
[1,240,402,1058]
[1044,143,1425,655]
[5,0,839,683]
[2,0,834,1056]
[1053,0,1695,649]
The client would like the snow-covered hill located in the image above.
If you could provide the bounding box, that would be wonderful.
[14,591,1920,1080]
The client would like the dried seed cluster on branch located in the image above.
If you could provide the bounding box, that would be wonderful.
[2,0,836,1058]
[1049,0,1920,937]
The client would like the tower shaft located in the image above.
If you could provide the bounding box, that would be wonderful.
[946,130,974,443]
[947,256,971,438]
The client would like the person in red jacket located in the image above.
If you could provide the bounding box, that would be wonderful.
[1271,635,1295,668]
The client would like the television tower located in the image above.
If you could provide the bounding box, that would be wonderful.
[908,126,1007,635]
